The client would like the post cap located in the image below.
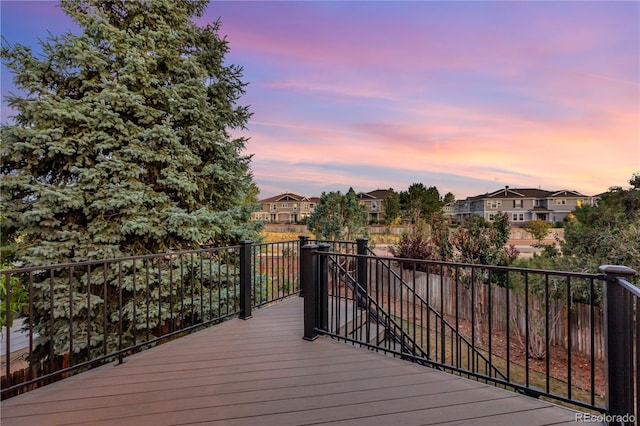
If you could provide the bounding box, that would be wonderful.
[598,265,637,277]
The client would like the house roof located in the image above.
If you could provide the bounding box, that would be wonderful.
[357,192,376,200]
[258,193,309,203]
[485,188,552,199]
[365,189,394,200]
[549,189,587,197]
[483,187,590,199]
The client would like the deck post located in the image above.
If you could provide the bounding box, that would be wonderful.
[600,265,637,423]
[303,244,319,341]
[356,238,368,307]
[317,244,330,331]
[239,240,253,320]
[298,235,310,297]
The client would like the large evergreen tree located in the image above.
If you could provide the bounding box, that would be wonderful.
[1,0,260,266]
[1,0,261,362]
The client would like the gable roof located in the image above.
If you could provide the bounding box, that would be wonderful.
[258,193,309,203]
[478,187,591,200]
[549,189,587,197]
[357,192,376,200]
[486,188,552,199]
[365,189,394,200]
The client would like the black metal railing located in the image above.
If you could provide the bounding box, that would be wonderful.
[1,239,302,399]
[250,240,300,308]
[600,265,639,424]
[302,240,639,421]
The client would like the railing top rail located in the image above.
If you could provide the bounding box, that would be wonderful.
[614,277,640,298]
[253,240,299,247]
[316,250,606,280]
[0,244,243,275]
[308,239,358,244]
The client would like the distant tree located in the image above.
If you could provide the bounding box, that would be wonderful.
[453,214,517,268]
[342,188,368,240]
[428,211,453,261]
[492,212,511,248]
[306,188,367,240]
[244,182,261,204]
[390,211,452,267]
[523,219,552,246]
[561,173,640,274]
[443,192,455,204]
[399,183,443,225]
[630,172,640,190]
[382,190,401,225]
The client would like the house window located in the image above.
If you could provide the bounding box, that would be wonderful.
[487,200,501,209]
[293,203,298,210]
[556,199,566,205]
[512,213,524,221]
[271,204,277,211]
[514,200,523,208]
[309,203,314,208]
[488,214,496,221]
[282,203,288,208]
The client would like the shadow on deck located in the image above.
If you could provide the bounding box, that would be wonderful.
[1,297,593,425]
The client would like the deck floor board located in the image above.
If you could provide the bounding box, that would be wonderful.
[1,297,593,425]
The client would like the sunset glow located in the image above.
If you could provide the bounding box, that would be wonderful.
[1,1,638,199]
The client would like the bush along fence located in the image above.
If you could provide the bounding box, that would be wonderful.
[301,239,638,423]
[1,239,303,400]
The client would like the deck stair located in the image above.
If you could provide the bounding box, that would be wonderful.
[332,297,388,346]
[325,253,509,381]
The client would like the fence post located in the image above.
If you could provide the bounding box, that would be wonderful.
[317,244,330,331]
[298,235,310,297]
[600,265,637,422]
[239,240,253,320]
[302,244,319,341]
[357,238,368,307]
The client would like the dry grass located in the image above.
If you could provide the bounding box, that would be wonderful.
[368,234,402,245]
[261,231,312,243]
[261,231,402,246]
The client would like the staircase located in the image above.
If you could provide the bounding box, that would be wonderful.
[324,252,509,382]
[331,297,388,347]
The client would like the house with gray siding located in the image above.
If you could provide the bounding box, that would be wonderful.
[453,186,593,224]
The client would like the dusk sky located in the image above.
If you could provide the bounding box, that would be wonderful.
[1,1,638,200]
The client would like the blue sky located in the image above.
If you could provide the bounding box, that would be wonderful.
[2,1,639,200]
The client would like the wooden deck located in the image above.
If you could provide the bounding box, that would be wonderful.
[1,297,591,425]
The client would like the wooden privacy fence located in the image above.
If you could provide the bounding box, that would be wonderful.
[388,267,605,360]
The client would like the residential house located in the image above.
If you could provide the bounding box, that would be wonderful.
[443,201,455,221]
[253,193,319,223]
[254,189,394,224]
[453,186,593,224]
[357,189,394,223]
